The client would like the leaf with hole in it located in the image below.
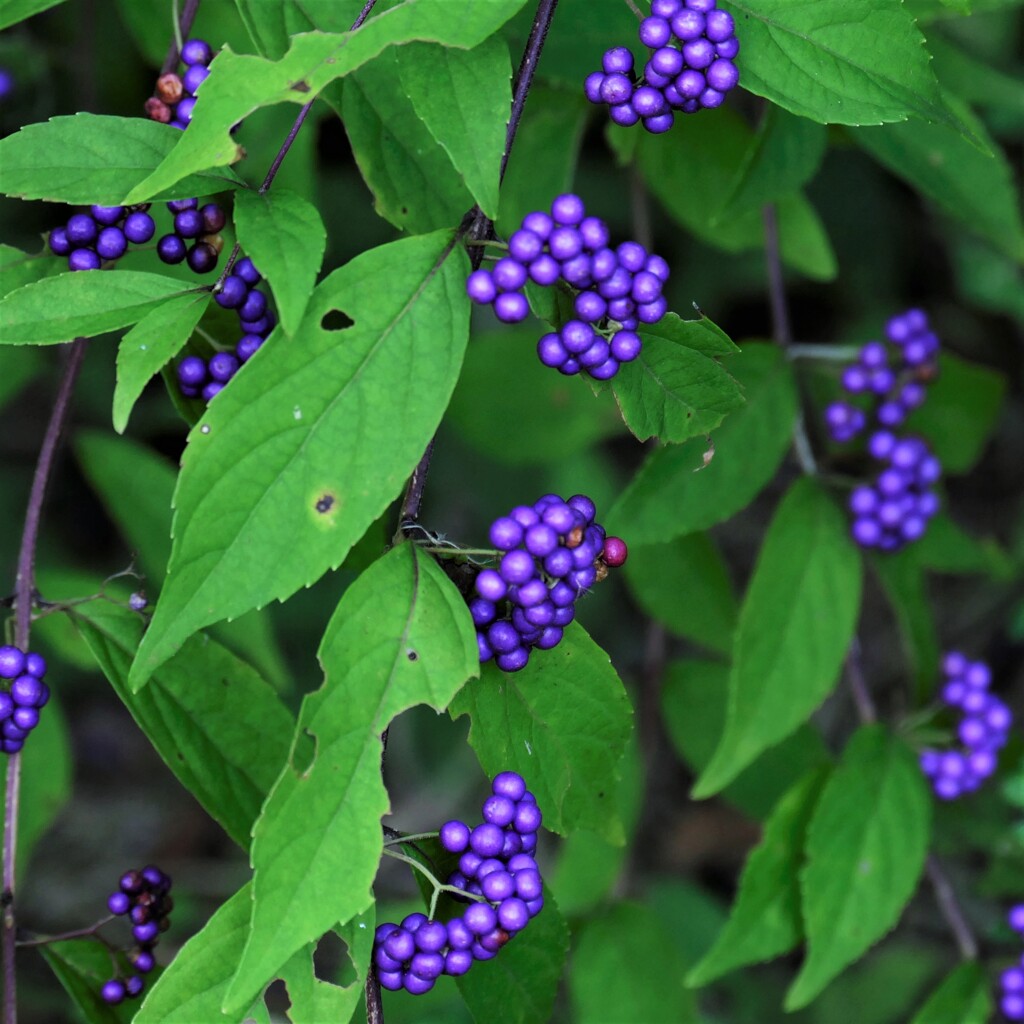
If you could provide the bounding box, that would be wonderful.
[607,343,797,545]
[693,479,861,797]
[70,599,293,849]
[233,189,326,336]
[223,544,478,1014]
[0,114,242,204]
[124,0,528,202]
[450,621,633,842]
[128,230,468,691]
[113,292,210,433]
[0,271,201,345]
[786,726,931,1010]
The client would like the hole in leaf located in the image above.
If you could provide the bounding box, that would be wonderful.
[315,493,335,514]
[407,649,418,662]
[314,930,355,985]
[321,309,354,332]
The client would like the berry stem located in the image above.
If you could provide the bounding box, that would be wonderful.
[365,966,384,1024]
[787,343,864,362]
[3,337,88,1024]
[16,915,116,948]
[380,847,484,914]
[160,0,201,76]
[622,0,644,19]
[382,831,440,847]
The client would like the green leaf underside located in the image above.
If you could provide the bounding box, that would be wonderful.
[0,0,67,31]
[0,114,241,204]
[786,725,931,1009]
[607,343,798,545]
[570,903,700,1023]
[611,333,744,444]
[456,887,570,1024]
[908,962,993,1024]
[687,767,830,986]
[0,271,201,345]
[694,478,862,796]
[128,230,468,690]
[223,544,477,1013]
[233,188,327,337]
[70,600,293,849]
[449,621,633,843]
[724,0,961,129]
[113,292,211,432]
[124,0,528,202]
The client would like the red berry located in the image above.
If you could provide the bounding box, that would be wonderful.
[601,537,628,567]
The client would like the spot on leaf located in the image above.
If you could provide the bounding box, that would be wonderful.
[321,309,353,331]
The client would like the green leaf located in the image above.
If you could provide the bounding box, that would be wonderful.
[786,726,931,1010]
[70,599,293,849]
[223,544,478,1013]
[724,0,959,128]
[0,345,44,412]
[0,271,201,345]
[694,478,862,797]
[663,658,830,820]
[570,903,700,1023]
[928,33,1024,114]
[611,333,744,443]
[447,326,623,465]
[850,99,1024,261]
[686,767,829,986]
[399,36,511,219]
[129,231,468,690]
[233,188,327,336]
[607,343,798,545]
[456,888,570,1024]
[134,882,271,1024]
[642,311,740,356]
[1,243,64,297]
[909,962,993,1024]
[113,292,211,433]
[124,1,528,202]
[0,0,67,31]
[0,114,242,204]
[622,535,738,656]
[449,621,633,842]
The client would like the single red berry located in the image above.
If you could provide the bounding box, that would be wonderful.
[601,537,628,567]
[144,97,171,123]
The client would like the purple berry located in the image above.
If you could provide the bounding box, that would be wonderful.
[123,211,156,244]
[68,249,100,271]
[157,234,187,264]
[96,227,128,261]
[0,647,25,679]
[186,242,218,273]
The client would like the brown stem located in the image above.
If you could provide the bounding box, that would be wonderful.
[365,965,384,1024]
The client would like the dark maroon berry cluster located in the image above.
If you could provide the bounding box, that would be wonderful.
[155,197,226,275]
[144,37,213,130]
[470,494,627,672]
[466,193,668,381]
[373,772,544,995]
[0,645,49,754]
[175,255,276,402]
[100,865,173,1005]
[1002,906,1024,1021]
[585,0,740,133]
[47,205,156,272]
[824,309,943,552]
[919,652,1013,801]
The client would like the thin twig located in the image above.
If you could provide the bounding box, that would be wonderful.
[365,965,384,1024]
[17,915,116,948]
[762,204,791,347]
[160,0,202,75]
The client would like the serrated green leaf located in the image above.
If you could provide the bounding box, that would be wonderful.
[607,343,797,545]
[642,311,740,356]
[694,479,862,797]
[124,0,528,202]
[0,271,202,345]
[128,231,468,690]
[909,961,992,1024]
[223,544,478,1013]
[113,292,210,433]
[455,887,569,1024]
[687,767,829,986]
[851,99,1023,261]
[723,0,961,129]
[623,535,738,656]
[449,621,633,842]
[70,599,293,849]
[570,902,699,1023]
[786,726,931,1010]
[1,243,64,297]
[399,37,511,219]
[133,882,271,1024]
[233,189,327,336]
[0,114,242,204]
[0,0,67,31]
[662,659,830,820]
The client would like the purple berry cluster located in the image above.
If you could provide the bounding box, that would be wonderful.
[919,652,1013,800]
[585,0,740,133]
[470,494,628,672]
[100,865,173,1005]
[824,309,943,551]
[175,255,275,402]
[373,772,544,995]
[466,194,668,381]
[47,204,156,272]
[0,645,50,754]
[155,197,226,275]
[144,37,213,130]
[1002,905,1024,1021]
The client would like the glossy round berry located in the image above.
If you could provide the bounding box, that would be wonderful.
[48,226,71,256]
[234,256,261,285]
[493,291,529,323]
[182,64,209,95]
[157,234,187,264]
[90,205,124,225]
[181,38,213,66]
[0,646,26,678]
[235,334,264,362]
[173,209,203,239]
[123,211,156,244]
[101,980,126,1005]
[440,819,471,853]
[68,248,101,271]
[96,227,128,261]
[66,213,97,246]
[208,352,240,383]
[186,242,218,273]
